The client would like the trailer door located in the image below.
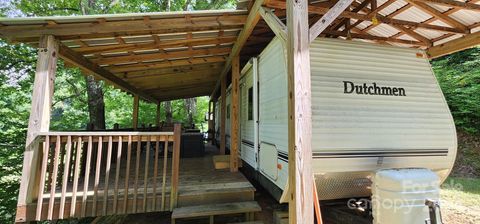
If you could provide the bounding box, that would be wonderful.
[239,58,259,169]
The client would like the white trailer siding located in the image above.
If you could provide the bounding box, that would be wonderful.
[257,38,289,191]
[247,37,456,202]
[240,61,257,168]
[309,38,456,200]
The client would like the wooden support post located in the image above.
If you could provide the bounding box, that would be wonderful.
[208,100,212,140]
[16,35,59,223]
[287,0,314,224]
[220,77,227,155]
[156,102,161,128]
[170,123,181,210]
[212,100,216,144]
[133,95,139,130]
[230,56,240,172]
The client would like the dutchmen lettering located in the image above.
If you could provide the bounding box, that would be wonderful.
[343,81,406,96]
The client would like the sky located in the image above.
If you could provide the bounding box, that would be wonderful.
[0,0,24,17]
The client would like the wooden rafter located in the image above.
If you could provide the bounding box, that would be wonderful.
[348,1,432,46]
[414,0,480,12]
[392,25,433,46]
[390,0,479,43]
[267,0,467,34]
[361,1,412,33]
[309,0,355,42]
[75,36,237,55]
[259,7,287,41]
[406,0,469,32]
[427,31,480,58]
[58,44,157,102]
[107,56,226,73]
[330,0,371,32]
[91,47,231,65]
[122,62,224,79]
[323,29,427,45]
[130,72,220,89]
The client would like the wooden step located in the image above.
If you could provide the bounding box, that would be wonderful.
[178,182,255,207]
[227,221,264,224]
[212,155,243,169]
[172,201,261,219]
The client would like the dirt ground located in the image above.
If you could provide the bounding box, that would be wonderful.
[441,199,480,224]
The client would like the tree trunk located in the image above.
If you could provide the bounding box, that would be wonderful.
[184,98,196,128]
[165,101,173,124]
[85,75,105,130]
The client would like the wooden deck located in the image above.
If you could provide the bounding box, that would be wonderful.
[30,143,255,221]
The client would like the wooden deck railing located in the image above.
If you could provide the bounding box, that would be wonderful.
[16,124,181,222]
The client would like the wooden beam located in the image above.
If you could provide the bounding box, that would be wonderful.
[220,77,227,155]
[406,0,469,32]
[210,0,271,99]
[267,0,467,34]
[128,68,219,85]
[16,35,59,223]
[107,56,226,73]
[323,30,427,46]
[58,44,157,102]
[156,91,212,102]
[287,0,314,224]
[309,0,355,42]
[360,0,411,33]
[330,0,371,32]
[427,31,480,58]
[259,7,287,42]
[0,14,247,40]
[92,47,231,65]
[392,25,433,46]
[414,0,480,12]
[133,95,139,130]
[230,56,240,172]
[123,62,224,79]
[76,36,237,55]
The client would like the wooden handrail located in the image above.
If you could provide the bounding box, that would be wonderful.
[18,128,182,222]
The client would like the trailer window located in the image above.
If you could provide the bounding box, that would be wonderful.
[227,104,230,119]
[248,87,253,120]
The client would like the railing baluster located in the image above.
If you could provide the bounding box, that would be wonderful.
[161,138,168,211]
[70,136,83,217]
[103,136,113,215]
[152,135,160,211]
[123,135,132,214]
[133,136,141,213]
[24,131,179,222]
[81,136,93,217]
[93,136,103,216]
[59,135,72,219]
[48,136,61,220]
[170,124,181,210]
[113,136,123,213]
[143,135,151,212]
[36,135,49,220]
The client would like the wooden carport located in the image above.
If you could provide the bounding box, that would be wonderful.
[1,0,480,223]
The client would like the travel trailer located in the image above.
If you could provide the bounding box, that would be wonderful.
[217,37,457,222]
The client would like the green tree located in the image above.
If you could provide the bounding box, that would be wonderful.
[431,47,480,133]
